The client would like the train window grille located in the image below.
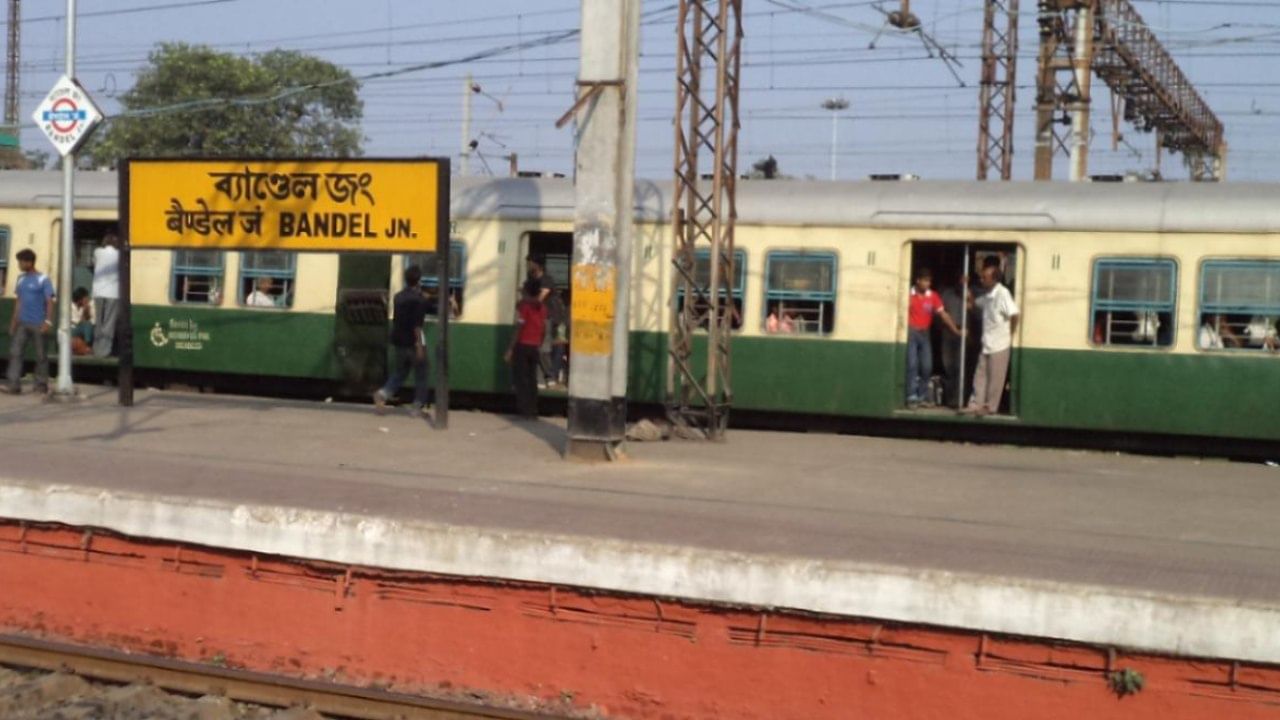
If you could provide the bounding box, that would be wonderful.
[406,240,466,318]
[172,250,225,305]
[1198,260,1280,351]
[1091,259,1177,348]
[0,225,8,295]
[239,251,296,309]
[764,251,837,335]
[678,248,746,331]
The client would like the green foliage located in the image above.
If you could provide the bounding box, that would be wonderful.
[1109,668,1145,697]
[85,43,363,166]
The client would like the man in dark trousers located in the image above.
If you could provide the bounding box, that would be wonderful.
[4,249,55,395]
[374,266,430,414]
[504,279,546,418]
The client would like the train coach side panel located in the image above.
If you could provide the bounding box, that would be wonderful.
[1018,348,1280,441]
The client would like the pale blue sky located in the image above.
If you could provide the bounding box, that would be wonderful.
[10,0,1280,181]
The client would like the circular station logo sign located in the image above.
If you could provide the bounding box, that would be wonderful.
[32,74,103,157]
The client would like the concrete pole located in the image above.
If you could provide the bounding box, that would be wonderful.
[1068,4,1093,182]
[566,0,640,461]
[53,0,75,396]
[460,74,472,176]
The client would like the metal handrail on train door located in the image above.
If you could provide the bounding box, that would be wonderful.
[958,248,970,411]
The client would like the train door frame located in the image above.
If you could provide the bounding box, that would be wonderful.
[905,240,1022,416]
[519,231,573,389]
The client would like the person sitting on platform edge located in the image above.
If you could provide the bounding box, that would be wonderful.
[71,287,94,356]
[373,266,430,415]
[3,249,55,395]
[505,279,547,419]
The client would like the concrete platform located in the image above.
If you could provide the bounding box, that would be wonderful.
[1,388,1278,664]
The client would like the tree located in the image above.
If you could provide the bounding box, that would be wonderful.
[85,43,363,166]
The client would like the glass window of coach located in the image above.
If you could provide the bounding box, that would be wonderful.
[763,251,837,335]
[172,250,225,305]
[239,251,296,309]
[678,248,746,331]
[405,240,466,317]
[1090,258,1177,348]
[1198,260,1280,352]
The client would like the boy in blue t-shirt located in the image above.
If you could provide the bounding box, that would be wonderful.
[4,249,55,394]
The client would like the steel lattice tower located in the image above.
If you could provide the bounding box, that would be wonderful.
[4,0,19,131]
[977,0,1019,180]
[667,0,742,440]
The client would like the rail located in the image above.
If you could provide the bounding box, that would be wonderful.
[0,634,563,720]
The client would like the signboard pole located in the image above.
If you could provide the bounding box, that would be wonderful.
[53,0,77,397]
[434,161,451,429]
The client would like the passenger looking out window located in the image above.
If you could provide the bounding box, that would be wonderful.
[245,276,278,308]
[240,251,294,309]
[1199,260,1280,353]
[1090,259,1176,348]
[763,252,837,335]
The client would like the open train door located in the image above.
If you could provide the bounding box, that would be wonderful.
[334,254,391,395]
[905,241,1021,416]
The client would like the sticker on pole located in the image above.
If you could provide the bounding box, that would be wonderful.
[32,74,103,156]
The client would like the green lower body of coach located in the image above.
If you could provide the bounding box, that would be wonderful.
[2,301,1275,442]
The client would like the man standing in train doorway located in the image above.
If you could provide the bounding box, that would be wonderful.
[964,258,1019,416]
[92,232,120,357]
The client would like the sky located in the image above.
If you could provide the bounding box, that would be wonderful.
[8,0,1280,182]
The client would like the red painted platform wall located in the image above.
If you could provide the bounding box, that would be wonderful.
[1,521,1278,719]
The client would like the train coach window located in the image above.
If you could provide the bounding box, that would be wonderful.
[239,251,295,309]
[1090,259,1176,348]
[0,225,8,293]
[678,248,746,331]
[1198,260,1280,352]
[406,240,466,317]
[172,250,224,305]
[764,251,837,335]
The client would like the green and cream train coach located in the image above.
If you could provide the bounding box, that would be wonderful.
[1,170,1277,444]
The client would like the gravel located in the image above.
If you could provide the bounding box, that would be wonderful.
[0,666,329,720]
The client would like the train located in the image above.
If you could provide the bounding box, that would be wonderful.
[1,169,1277,451]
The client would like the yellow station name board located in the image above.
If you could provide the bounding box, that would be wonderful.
[126,159,443,253]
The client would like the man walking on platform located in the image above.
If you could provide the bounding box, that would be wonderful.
[4,250,55,395]
[964,259,1019,416]
[374,266,430,414]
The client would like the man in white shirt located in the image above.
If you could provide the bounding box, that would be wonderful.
[964,261,1019,416]
[91,233,120,358]
[245,276,277,308]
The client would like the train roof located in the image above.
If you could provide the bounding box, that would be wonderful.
[0,170,1276,234]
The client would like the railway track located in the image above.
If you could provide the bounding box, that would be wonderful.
[0,634,566,720]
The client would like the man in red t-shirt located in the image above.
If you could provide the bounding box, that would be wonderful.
[906,268,963,408]
[505,279,548,418]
